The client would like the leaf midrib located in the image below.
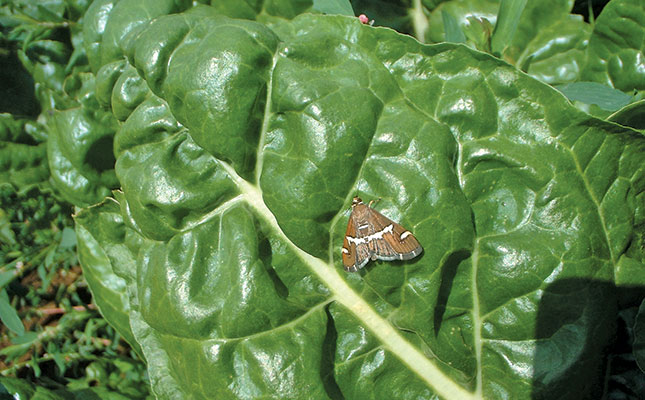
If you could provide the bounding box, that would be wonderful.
[217,158,475,399]
[242,34,475,397]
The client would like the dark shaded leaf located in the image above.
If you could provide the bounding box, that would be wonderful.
[608,99,645,130]
[635,300,645,373]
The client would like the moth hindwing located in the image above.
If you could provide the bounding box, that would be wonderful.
[341,197,423,272]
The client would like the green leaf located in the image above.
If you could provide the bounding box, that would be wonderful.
[12,331,39,345]
[312,0,354,16]
[426,1,499,45]
[4,0,67,22]
[46,94,119,207]
[441,10,466,43]
[582,0,645,96]
[0,378,37,399]
[426,0,590,87]
[77,5,645,399]
[555,82,633,111]
[0,271,16,290]
[51,352,66,376]
[74,198,143,357]
[503,0,577,63]
[0,209,16,246]
[0,289,24,336]
[490,0,527,55]
[616,256,645,288]
[462,15,494,53]
[519,15,590,85]
[608,99,645,130]
[59,226,77,249]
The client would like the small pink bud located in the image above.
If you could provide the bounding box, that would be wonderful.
[358,14,369,24]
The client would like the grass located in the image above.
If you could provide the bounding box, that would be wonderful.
[0,183,150,398]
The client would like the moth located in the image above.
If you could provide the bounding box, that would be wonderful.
[341,197,423,272]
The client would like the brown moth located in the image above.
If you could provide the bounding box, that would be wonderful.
[341,197,423,272]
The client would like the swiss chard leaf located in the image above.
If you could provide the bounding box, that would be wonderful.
[582,0,645,96]
[74,198,142,357]
[75,3,645,399]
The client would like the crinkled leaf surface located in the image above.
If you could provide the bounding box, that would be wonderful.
[75,3,645,399]
[582,0,645,95]
[1,0,122,206]
[518,15,589,85]
[75,198,142,356]
[502,0,576,63]
[0,0,123,206]
[47,90,120,207]
[426,0,589,85]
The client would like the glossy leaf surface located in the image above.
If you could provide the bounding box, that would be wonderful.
[582,0,645,95]
[426,0,589,85]
[75,198,142,356]
[75,2,645,399]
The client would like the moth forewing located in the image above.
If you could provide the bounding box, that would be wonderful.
[341,216,359,272]
[364,207,398,260]
[368,208,422,261]
[383,220,423,260]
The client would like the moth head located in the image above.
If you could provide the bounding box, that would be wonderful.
[352,197,363,207]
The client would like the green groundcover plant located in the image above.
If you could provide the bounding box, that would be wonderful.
[1,0,645,398]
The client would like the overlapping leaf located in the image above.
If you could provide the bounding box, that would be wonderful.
[582,0,645,95]
[75,2,645,399]
[425,0,590,85]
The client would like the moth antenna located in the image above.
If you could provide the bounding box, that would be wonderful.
[368,198,381,208]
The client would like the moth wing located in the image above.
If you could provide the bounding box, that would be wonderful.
[386,220,423,260]
[342,214,371,272]
[341,217,356,271]
[364,208,398,260]
[368,208,423,261]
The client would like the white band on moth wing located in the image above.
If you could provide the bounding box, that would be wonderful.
[400,231,412,240]
[342,247,349,254]
[346,224,393,245]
